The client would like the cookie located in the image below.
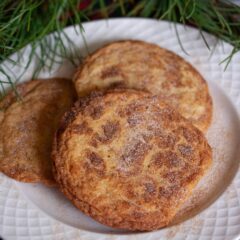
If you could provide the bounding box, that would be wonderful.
[74,40,212,132]
[53,89,212,230]
[0,78,76,185]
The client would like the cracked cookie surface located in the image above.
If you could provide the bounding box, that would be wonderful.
[0,78,76,185]
[53,89,212,230]
[74,40,212,132]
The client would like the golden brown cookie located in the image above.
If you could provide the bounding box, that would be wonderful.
[53,89,212,230]
[0,78,76,185]
[73,40,212,132]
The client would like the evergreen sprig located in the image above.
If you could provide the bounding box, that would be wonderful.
[0,0,240,95]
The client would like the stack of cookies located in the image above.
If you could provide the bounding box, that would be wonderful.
[0,40,212,231]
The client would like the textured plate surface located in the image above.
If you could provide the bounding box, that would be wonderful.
[0,18,240,240]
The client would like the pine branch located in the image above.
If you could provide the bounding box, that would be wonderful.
[0,0,240,96]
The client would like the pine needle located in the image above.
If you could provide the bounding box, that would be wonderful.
[0,0,240,97]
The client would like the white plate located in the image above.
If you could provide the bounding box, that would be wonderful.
[0,18,240,240]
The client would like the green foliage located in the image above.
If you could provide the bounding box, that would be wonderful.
[0,0,240,94]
